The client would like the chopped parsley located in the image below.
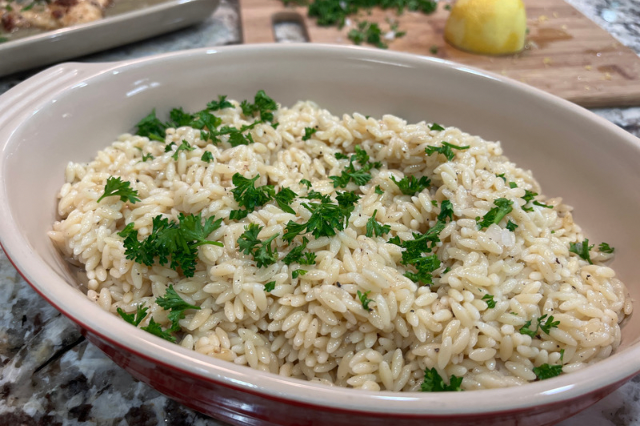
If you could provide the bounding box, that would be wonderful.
[533,364,563,380]
[164,142,176,152]
[264,281,276,292]
[509,182,518,189]
[300,179,312,189]
[429,123,445,131]
[141,153,154,162]
[304,0,437,28]
[391,175,431,196]
[282,236,316,266]
[599,242,615,254]
[425,142,470,161]
[97,176,140,204]
[430,46,439,54]
[437,200,454,222]
[330,146,381,188]
[201,151,214,163]
[141,318,176,343]
[522,189,552,211]
[274,187,298,215]
[117,305,148,327]
[207,95,234,111]
[284,191,359,240]
[365,210,391,238]
[348,21,387,49]
[302,127,318,141]
[334,152,349,160]
[569,239,594,264]
[421,368,463,392]
[240,90,278,123]
[237,223,279,268]
[374,185,384,195]
[389,221,446,286]
[0,37,7,43]
[292,269,307,279]
[134,109,168,142]
[171,140,195,160]
[156,285,201,332]
[118,213,223,277]
[506,220,518,232]
[403,254,441,286]
[357,290,374,311]
[482,294,496,309]
[476,198,513,230]
[519,314,560,337]
[229,173,276,220]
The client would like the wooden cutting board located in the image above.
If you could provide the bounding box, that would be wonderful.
[239,0,640,108]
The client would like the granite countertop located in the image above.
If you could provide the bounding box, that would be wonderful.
[1,1,640,425]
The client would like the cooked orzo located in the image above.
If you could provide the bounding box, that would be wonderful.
[49,91,632,391]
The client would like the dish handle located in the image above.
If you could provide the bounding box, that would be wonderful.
[0,62,116,125]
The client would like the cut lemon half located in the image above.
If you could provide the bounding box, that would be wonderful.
[444,0,527,55]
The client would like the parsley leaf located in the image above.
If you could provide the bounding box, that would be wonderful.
[391,175,431,196]
[264,281,276,292]
[533,364,563,380]
[519,320,537,337]
[421,368,463,392]
[97,176,140,204]
[283,192,358,241]
[509,182,518,189]
[292,269,307,279]
[430,123,445,131]
[365,210,391,238]
[425,142,470,161]
[241,90,278,122]
[334,152,349,160]
[438,200,454,222]
[201,151,214,163]
[156,285,201,332]
[357,290,374,311]
[521,190,552,211]
[476,198,513,230]
[539,315,560,334]
[282,237,316,265]
[390,221,445,264]
[569,239,594,264]
[207,95,233,111]
[348,21,387,49]
[229,173,276,220]
[141,153,154,162]
[171,140,195,160]
[302,127,317,141]
[482,294,496,309]
[169,108,196,127]
[117,305,148,327]
[375,185,384,195]
[135,109,167,142]
[599,242,615,254]
[118,213,223,278]
[237,223,279,268]
[141,317,176,343]
[300,179,312,189]
[330,146,381,188]
[506,220,518,232]
[520,314,560,337]
[274,187,298,214]
[403,254,441,286]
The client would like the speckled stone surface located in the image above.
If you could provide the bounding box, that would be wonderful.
[1,1,640,425]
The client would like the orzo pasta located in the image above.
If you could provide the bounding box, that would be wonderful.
[49,94,632,391]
